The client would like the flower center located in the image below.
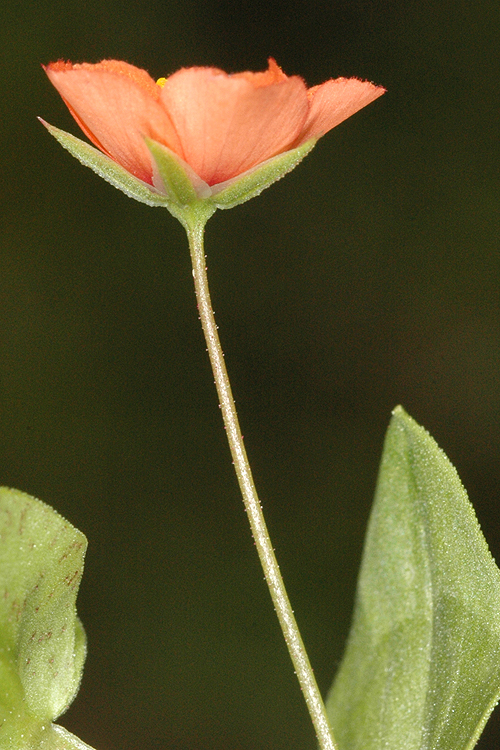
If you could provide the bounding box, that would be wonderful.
[156,77,167,88]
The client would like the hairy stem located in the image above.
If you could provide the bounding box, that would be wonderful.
[186,216,337,750]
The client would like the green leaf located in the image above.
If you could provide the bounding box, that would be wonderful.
[40,121,172,208]
[0,487,93,749]
[327,407,500,750]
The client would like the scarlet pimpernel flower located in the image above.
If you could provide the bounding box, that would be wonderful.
[41,57,386,750]
[42,58,384,223]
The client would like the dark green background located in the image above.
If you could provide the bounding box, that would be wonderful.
[1,1,499,748]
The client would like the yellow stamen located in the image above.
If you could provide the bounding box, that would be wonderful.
[156,77,167,88]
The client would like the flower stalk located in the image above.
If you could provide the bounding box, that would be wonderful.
[186,212,338,750]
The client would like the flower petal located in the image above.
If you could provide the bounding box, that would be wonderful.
[297,78,386,144]
[231,57,288,86]
[45,61,182,184]
[159,64,309,185]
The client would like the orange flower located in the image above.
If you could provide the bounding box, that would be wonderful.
[44,59,384,194]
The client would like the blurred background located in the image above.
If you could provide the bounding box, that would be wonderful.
[1,1,499,748]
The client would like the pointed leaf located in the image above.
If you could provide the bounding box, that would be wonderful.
[41,121,172,208]
[327,407,500,750]
[0,487,87,722]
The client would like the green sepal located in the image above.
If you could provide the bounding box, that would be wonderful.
[39,724,99,750]
[43,120,317,221]
[41,121,172,208]
[209,139,317,209]
[0,487,87,723]
[145,138,210,205]
[327,407,500,750]
[0,717,98,750]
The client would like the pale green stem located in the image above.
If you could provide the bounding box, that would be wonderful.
[186,215,338,750]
